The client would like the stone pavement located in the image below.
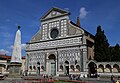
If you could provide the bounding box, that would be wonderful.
[81,78,112,83]
[54,76,112,83]
[0,76,113,83]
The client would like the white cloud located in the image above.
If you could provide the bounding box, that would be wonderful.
[9,43,26,50]
[21,44,26,50]
[0,25,14,46]
[64,8,69,11]
[0,26,7,30]
[14,23,19,26]
[1,32,13,38]
[79,7,88,19]
[9,45,13,49]
[6,19,11,22]
[0,49,10,55]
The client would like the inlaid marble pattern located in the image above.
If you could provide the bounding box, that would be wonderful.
[26,37,82,50]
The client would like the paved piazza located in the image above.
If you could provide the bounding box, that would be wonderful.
[0,77,113,83]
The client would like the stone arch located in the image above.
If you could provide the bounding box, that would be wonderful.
[76,65,80,72]
[113,64,119,73]
[65,61,69,66]
[98,64,104,73]
[0,64,6,68]
[87,60,97,67]
[88,61,97,77]
[105,64,111,73]
[48,54,56,60]
[0,64,6,72]
[59,65,63,71]
[41,66,44,71]
[70,65,74,71]
[47,52,57,59]
[29,66,32,70]
[33,66,36,70]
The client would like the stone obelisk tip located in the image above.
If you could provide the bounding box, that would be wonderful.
[18,26,21,29]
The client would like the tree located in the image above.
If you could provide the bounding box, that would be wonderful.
[94,25,110,62]
[111,44,120,61]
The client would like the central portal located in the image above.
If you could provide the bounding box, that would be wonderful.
[48,54,56,76]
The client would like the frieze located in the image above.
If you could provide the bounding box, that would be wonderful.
[26,37,82,50]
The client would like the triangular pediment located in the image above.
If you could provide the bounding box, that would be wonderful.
[40,7,70,21]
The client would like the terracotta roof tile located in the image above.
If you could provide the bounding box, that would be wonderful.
[0,54,25,60]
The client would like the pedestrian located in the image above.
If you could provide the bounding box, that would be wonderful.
[78,75,80,80]
[69,74,72,80]
[111,75,113,81]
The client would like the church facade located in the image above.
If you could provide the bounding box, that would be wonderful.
[26,7,94,76]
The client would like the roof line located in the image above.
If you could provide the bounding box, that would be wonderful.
[70,21,94,37]
[40,7,70,20]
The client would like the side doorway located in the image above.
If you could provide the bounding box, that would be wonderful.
[88,62,97,78]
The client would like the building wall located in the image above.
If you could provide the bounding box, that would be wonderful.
[26,7,91,76]
[21,59,26,74]
[0,56,25,76]
[25,7,120,77]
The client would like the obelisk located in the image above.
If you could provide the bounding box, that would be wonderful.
[11,26,22,63]
[9,26,22,77]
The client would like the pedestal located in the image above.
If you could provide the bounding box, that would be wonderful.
[8,63,22,78]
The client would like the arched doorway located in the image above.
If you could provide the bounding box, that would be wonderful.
[88,62,97,78]
[48,54,56,76]
[98,64,104,73]
[64,61,69,75]
[105,64,111,73]
[113,64,119,73]
[0,64,6,74]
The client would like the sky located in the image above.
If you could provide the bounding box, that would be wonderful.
[0,0,120,56]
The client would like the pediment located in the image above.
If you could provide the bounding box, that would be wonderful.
[40,7,70,21]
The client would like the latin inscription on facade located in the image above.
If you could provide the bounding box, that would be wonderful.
[26,37,82,50]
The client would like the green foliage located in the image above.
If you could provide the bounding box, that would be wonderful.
[110,44,120,61]
[94,25,110,62]
[94,25,120,62]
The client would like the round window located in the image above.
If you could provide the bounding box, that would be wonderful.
[50,28,59,39]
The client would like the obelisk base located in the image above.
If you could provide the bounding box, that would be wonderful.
[8,63,22,78]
